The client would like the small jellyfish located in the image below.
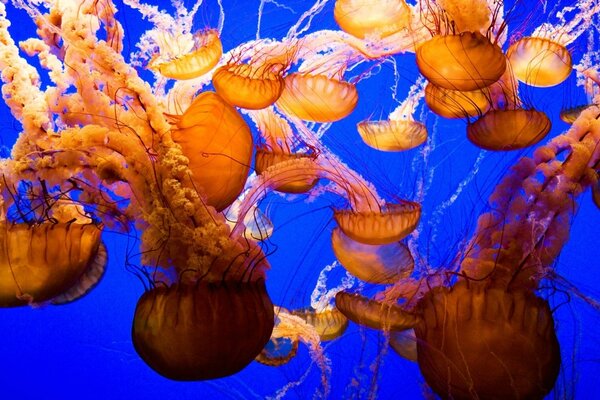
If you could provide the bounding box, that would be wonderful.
[331,228,414,284]
[255,149,320,194]
[357,120,427,152]
[334,291,418,331]
[275,73,358,122]
[212,49,287,110]
[291,307,349,341]
[424,83,490,119]
[333,0,411,39]
[333,201,421,245]
[148,29,222,80]
[507,36,572,87]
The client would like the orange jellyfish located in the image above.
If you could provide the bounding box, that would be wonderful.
[251,107,320,194]
[291,307,348,341]
[358,78,428,152]
[467,69,551,150]
[276,73,358,122]
[148,29,222,80]
[0,222,105,307]
[424,83,490,119]
[331,228,414,284]
[507,36,572,87]
[416,0,507,91]
[560,103,595,124]
[254,149,320,194]
[416,31,506,91]
[333,0,411,39]
[169,91,253,211]
[212,48,288,109]
[357,120,427,151]
[333,201,421,245]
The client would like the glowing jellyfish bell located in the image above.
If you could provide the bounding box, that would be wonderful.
[415,0,506,91]
[506,0,600,87]
[276,73,358,122]
[358,79,428,152]
[148,29,222,80]
[333,0,411,39]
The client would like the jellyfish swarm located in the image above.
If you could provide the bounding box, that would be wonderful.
[1,0,599,397]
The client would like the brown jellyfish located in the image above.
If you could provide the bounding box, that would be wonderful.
[467,108,551,151]
[414,281,560,400]
[0,222,105,307]
[131,238,275,381]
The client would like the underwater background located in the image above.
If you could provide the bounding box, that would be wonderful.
[0,0,599,399]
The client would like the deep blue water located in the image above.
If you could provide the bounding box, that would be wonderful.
[0,1,599,399]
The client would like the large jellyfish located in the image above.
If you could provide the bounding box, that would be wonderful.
[0,0,599,398]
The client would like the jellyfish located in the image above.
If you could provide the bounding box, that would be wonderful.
[211,44,291,110]
[147,29,222,80]
[0,221,106,307]
[506,0,600,87]
[358,78,428,152]
[168,91,254,211]
[415,0,507,91]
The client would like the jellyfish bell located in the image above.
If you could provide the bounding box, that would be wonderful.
[254,148,320,194]
[333,201,421,245]
[416,31,506,91]
[170,91,253,211]
[414,281,561,400]
[147,29,223,80]
[291,306,348,341]
[131,238,275,381]
[0,222,104,307]
[275,73,358,123]
[357,120,427,152]
[331,227,414,284]
[212,49,287,110]
[424,83,490,119]
[333,0,411,40]
[467,108,551,151]
[560,104,595,125]
[507,36,572,88]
